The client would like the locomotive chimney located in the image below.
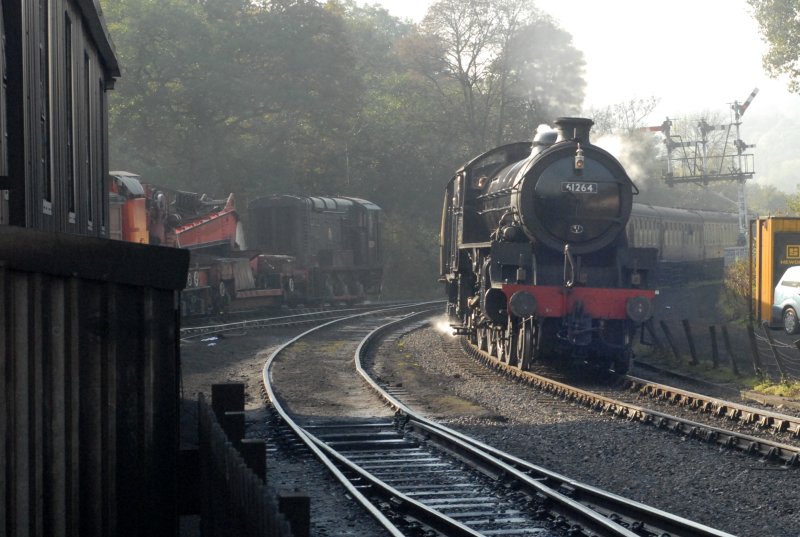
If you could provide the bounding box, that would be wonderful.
[554,117,594,145]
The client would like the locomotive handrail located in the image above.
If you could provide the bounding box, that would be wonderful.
[563,244,575,288]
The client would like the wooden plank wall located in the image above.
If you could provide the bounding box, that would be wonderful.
[0,226,189,537]
[1,0,115,235]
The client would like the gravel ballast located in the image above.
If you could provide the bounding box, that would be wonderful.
[180,284,800,536]
[379,320,800,537]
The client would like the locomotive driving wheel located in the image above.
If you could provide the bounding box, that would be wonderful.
[467,312,478,344]
[506,318,519,366]
[495,327,508,363]
[488,327,498,358]
[476,325,489,351]
[516,317,536,371]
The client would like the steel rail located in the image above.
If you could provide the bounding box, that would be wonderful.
[624,374,800,437]
[302,432,486,537]
[463,339,800,466]
[181,303,409,339]
[356,315,736,537]
[260,302,448,537]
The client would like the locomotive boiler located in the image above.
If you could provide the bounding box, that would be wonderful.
[440,117,657,373]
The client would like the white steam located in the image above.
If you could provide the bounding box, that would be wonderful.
[433,315,456,337]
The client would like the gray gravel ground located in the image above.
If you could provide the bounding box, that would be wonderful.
[180,287,800,537]
[180,328,393,537]
[387,320,800,537]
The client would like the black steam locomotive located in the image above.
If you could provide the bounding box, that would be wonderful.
[440,118,657,374]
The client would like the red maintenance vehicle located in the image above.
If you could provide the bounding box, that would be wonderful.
[109,171,383,316]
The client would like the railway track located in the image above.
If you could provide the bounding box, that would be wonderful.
[461,338,800,466]
[179,303,408,339]
[262,306,734,537]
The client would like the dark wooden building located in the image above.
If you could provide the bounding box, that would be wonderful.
[1,226,189,537]
[1,2,190,536]
[0,0,120,234]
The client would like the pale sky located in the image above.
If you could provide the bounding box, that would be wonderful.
[360,0,800,193]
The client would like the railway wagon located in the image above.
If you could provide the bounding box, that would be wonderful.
[441,118,657,374]
[247,194,383,303]
[111,173,385,314]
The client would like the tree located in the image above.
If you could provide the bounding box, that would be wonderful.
[588,97,660,135]
[499,16,585,141]
[748,0,800,93]
[787,186,800,214]
[103,0,361,197]
[99,0,591,298]
[747,182,790,215]
[413,0,584,153]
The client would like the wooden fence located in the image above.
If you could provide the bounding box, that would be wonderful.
[648,317,800,381]
[197,390,299,537]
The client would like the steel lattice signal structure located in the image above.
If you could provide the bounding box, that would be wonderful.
[645,88,759,242]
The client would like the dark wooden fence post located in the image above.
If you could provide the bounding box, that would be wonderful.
[212,383,245,420]
[709,325,719,368]
[682,319,699,366]
[747,323,764,377]
[720,325,741,376]
[794,339,800,362]
[279,492,311,537]
[179,447,200,515]
[644,319,663,348]
[761,321,788,380]
[222,411,246,449]
[660,320,683,362]
[241,439,267,482]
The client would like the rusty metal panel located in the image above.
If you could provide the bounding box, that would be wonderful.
[1,227,188,537]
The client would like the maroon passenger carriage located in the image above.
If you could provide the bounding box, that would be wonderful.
[440,118,657,374]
